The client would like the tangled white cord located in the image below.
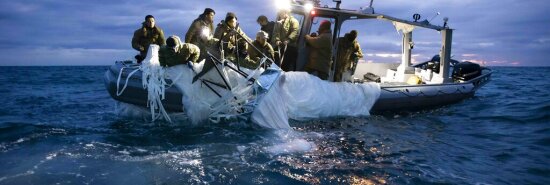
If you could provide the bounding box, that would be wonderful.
[116,45,172,123]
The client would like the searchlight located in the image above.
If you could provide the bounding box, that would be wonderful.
[304,2,314,12]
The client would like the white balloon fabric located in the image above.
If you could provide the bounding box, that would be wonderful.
[143,49,380,129]
[252,72,381,129]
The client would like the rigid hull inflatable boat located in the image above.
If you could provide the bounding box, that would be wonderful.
[104,61,491,113]
[104,0,492,117]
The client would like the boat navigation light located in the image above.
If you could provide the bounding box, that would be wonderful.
[275,0,292,10]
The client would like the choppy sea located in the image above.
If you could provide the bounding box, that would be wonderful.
[0,66,548,185]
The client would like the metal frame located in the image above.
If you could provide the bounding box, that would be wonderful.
[289,3,453,82]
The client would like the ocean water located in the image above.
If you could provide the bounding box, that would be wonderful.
[0,66,548,185]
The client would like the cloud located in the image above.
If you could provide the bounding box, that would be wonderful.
[477,42,495,47]
[462,59,523,66]
[462,54,477,57]
[0,47,134,66]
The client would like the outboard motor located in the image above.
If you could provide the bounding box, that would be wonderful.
[423,55,441,73]
[452,61,482,82]
[423,55,460,74]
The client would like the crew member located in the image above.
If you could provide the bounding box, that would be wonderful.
[158,36,200,67]
[272,10,300,71]
[335,30,363,82]
[248,31,275,65]
[132,15,166,63]
[231,40,257,69]
[256,15,275,44]
[304,20,332,80]
[213,12,252,60]
[185,8,219,60]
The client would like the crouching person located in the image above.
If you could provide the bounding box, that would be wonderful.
[159,36,200,67]
[229,40,258,70]
[248,31,275,66]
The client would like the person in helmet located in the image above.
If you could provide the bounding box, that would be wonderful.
[248,31,275,65]
[158,35,200,67]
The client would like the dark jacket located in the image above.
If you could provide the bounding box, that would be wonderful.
[185,15,214,45]
[336,38,363,71]
[261,21,276,44]
[248,40,275,63]
[229,51,257,70]
[159,43,200,67]
[132,23,165,56]
[334,38,363,81]
[305,32,333,75]
[272,16,299,46]
[213,21,252,59]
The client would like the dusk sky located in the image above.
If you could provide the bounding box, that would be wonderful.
[0,0,548,66]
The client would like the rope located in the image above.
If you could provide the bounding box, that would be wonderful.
[278,43,288,67]
[115,45,172,123]
[115,52,264,123]
[116,67,140,96]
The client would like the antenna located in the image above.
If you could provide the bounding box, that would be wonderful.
[332,0,341,9]
[429,12,440,22]
[312,0,321,6]
[361,0,375,14]
[413,14,421,22]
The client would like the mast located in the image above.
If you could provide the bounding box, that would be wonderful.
[439,29,453,83]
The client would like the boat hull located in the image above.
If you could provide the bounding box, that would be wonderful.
[104,62,184,112]
[104,62,491,114]
[373,84,475,112]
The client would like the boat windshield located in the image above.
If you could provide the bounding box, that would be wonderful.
[291,13,305,36]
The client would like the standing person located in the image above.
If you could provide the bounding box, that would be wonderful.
[214,12,252,60]
[185,8,215,46]
[132,15,166,63]
[304,20,333,80]
[334,30,364,82]
[256,15,275,44]
[159,36,201,67]
[272,10,300,71]
[248,31,275,65]
[185,8,217,60]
